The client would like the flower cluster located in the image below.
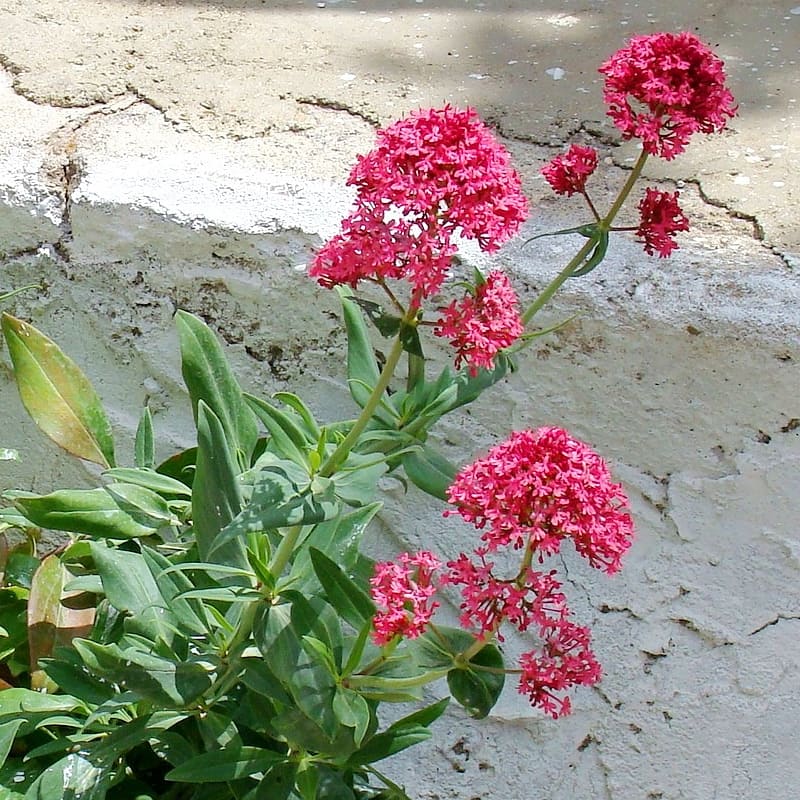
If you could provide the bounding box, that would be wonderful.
[370,551,441,646]
[434,270,524,376]
[348,106,529,253]
[599,31,736,159]
[310,106,528,300]
[636,188,690,258]
[541,144,599,196]
[518,621,601,718]
[443,427,634,716]
[443,554,567,638]
[446,427,634,573]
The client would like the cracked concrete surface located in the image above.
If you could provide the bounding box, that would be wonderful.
[0,2,798,799]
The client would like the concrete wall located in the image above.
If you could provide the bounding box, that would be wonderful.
[2,90,799,800]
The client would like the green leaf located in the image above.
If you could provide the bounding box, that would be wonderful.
[103,483,175,528]
[27,555,94,691]
[245,394,309,466]
[40,655,116,706]
[134,406,155,469]
[141,547,210,636]
[398,321,423,358]
[253,596,341,740]
[291,503,380,587]
[309,548,374,630]
[103,468,192,498]
[90,543,175,643]
[569,229,609,278]
[166,746,284,783]
[347,698,449,766]
[193,402,247,574]
[296,763,318,800]
[447,644,505,719]
[0,720,23,771]
[1,314,115,468]
[351,298,402,339]
[24,752,111,800]
[338,290,398,424]
[333,687,370,746]
[13,489,155,539]
[332,452,387,508]
[175,309,258,467]
[272,393,321,440]
[401,445,457,501]
[255,761,298,800]
[73,640,211,707]
[211,464,338,558]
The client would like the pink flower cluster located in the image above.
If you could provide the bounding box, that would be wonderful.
[310,106,528,300]
[444,427,634,717]
[434,270,524,376]
[637,188,690,258]
[541,145,599,197]
[518,621,601,718]
[599,32,736,160]
[446,427,634,573]
[369,551,441,646]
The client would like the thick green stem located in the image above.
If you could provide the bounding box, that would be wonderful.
[270,523,304,578]
[521,148,649,327]
[520,238,596,326]
[320,332,406,477]
[603,148,649,226]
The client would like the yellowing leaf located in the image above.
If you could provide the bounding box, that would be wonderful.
[2,314,115,467]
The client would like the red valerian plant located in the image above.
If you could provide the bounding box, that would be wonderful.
[0,32,734,800]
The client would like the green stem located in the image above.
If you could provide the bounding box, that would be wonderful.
[603,148,649,226]
[348,667,451,690]
[269,523,304,578]
[320,332,406,477]
[520,238,595,326]
[521,148,649,327]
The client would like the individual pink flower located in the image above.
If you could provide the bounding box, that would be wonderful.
[434,270,524,376]
[348,106,529,252]
[446,427,634,573]
[518,620,602,719]
[541,145,599,196]
[599,32,736,159]
[308,209,456,294]
[370,551,441,646]
[636,187,690,257]
[443,553,568,639]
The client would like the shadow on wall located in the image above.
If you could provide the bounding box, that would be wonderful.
[94,0,784,126]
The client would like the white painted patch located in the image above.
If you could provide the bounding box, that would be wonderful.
[545,67,566,80]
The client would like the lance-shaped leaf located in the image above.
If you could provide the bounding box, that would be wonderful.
[166,746,284,783]
[27,556,95,691]
[338,289,399,425]
[401,444,457,501]
[13,489,155,540]
[1,314,115,467]
[175,309,258,467]
[193,401,247,573]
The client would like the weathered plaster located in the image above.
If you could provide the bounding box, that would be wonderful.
[0,5,798,797]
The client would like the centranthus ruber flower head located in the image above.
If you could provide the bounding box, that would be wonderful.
[309,209,456,295]
[434,270,524,376]
[370,551,441,646]
[348,106,529,252]
[518,620,602,719]
[599,32,736,160]
[446,427,634,573]
[443,553,568,639]
[541,145,599,196]
[637,187,690,257]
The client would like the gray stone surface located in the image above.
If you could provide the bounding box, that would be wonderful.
[0,2,798,799]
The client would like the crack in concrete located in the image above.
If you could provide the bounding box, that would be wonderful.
[295,95,380,127]
[748,614,800,636]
